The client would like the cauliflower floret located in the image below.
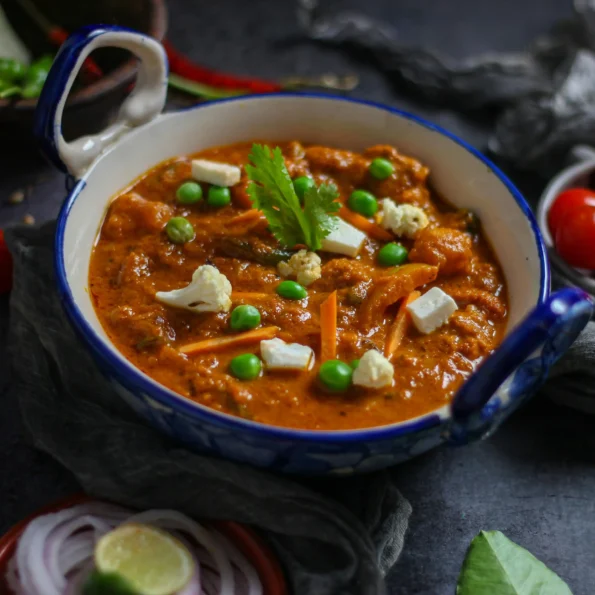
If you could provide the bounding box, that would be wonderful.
[352,349,394,389]
[155,264,232,313]
[277,249,322,286]
[380,199,429,238]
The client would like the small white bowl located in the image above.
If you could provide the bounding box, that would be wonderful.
[537,145,595,297]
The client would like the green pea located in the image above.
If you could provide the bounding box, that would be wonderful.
[165,217,195,244]
[348,190,378,217]
[230,305,261,331]
[350,359,360,370]
[207,185,231,207]
[230,353,262,380]
[377,243,408,267]
[0,58,26,82]
[276,280,307,300]
[293,176,315,202]
[176,181,203,204]
[319,360,353,392]
[369,158,394,180]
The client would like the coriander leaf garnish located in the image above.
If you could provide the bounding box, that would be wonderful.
[246,144,340,250]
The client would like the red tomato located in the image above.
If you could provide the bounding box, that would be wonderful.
[0,230,13,294]
[554,205,595,270]
[548,188,595,238]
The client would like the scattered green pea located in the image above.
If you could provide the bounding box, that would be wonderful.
[230,353,262,380]
[207,185,231,207]
[350,359,360,370]
[230,305,261,331]
[348,189,378,217]
[276,280,307,300]
[293,176,315,203]
[176,181,203,204]
[377,243,408,267]
[319,360,353,392]
[165,217,195,244]
[0,58,26,82]
[369,158,394,180]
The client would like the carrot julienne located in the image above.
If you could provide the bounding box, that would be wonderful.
[180,326,279,355]
[385,290,421,360]
[339,206,393,241]
[320,291,338,361]
[231,292,271,301]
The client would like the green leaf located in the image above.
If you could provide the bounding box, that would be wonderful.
[457,531,573,595]
[245,144,339,250]
[302,183,340,250]
[82,571,139,595]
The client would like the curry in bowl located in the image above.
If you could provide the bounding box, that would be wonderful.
[89,141,508,431]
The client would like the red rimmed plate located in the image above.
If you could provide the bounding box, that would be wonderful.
[0,493,288,595]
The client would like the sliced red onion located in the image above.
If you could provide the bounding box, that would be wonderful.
[213,531,262,595]
[6,502,263,595]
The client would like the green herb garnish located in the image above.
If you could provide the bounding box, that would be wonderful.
[245,144,340,250]
[457,531,572,594]
[82,571,139,595]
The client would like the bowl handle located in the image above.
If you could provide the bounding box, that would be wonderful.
[448,287,593,444]
[34,25,168,178]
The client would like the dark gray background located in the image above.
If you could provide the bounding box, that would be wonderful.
[2,1,595,593]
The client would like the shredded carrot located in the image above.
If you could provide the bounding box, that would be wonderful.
[360,263,437,331]
[339,207,393,242]
[384,291,421,360]
[180,326,278,355]
[320,291,337,361]
[228,209,264,226]
[232,292,271,301]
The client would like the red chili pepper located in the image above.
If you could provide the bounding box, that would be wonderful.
[163,40,281,94]
[16,0,103,82]
[0,230,13,295]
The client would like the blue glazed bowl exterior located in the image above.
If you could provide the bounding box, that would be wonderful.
[40,26,594,475]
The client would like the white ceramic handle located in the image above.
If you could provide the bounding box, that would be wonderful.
[34,26,168,178]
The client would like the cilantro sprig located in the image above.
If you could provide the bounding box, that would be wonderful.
[246,144,340,250]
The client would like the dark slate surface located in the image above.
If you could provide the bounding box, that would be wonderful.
[2,1,595,593]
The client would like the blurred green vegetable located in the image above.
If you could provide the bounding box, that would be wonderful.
[0,57,26,82]
[20,54,53,98]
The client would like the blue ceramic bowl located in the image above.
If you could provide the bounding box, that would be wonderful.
[35,26,594,475]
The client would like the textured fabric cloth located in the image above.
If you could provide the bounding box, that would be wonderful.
[5,223,411,595]
[298,0,595,174]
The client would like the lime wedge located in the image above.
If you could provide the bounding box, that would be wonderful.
[94,523,194,595]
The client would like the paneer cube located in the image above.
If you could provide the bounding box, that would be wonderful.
[260,338,314,371]
[321,218,367,257]
[406,287,457,334]
[191,159,241,187]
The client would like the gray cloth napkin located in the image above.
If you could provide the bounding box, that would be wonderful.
[298,0,595,174]
[4,223,411,595]
[298,0,595,405]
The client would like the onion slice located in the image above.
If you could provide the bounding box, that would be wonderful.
[5,502,263,595]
